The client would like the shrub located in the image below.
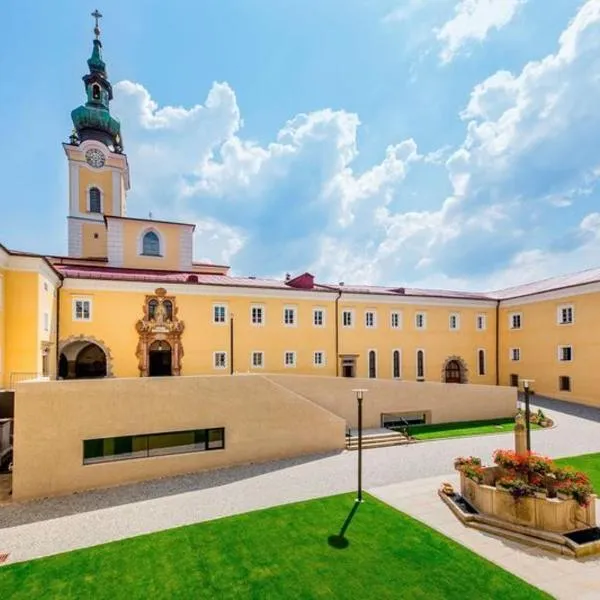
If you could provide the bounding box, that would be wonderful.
[454,456,482,470]
[462,465,485,483]
[528,454,554,476]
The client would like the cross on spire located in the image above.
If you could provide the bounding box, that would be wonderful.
[91,9,103,39]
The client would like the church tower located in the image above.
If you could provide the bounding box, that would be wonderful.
[64,10,130,259]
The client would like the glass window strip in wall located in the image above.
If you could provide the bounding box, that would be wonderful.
[83,427,225,464]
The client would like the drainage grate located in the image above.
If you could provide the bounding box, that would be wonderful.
[0,553,9,564]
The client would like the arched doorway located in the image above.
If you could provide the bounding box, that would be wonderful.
[444,359,462,383]
[75,343,108,378]
[149,340,172,376]
[58,353,69,379]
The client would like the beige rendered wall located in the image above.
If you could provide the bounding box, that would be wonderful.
[265,375,517,429]
[12,374,345,501]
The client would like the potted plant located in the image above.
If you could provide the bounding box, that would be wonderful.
[528,454,554,477]
[462,464,485,484]
[493,449,521,471]
[497,476,533,500]
[556,482,572,501]
[454,456,481,470]
[529,474,547,499]
[569,481,594,507]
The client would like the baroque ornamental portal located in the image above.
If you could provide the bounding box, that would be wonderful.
[135,288,185,376]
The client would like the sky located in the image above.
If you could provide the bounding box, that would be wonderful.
[1,0,599,292]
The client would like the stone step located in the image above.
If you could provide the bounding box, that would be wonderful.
[346,434,412,450]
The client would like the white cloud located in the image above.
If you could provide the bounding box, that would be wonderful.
[436,0,526,64]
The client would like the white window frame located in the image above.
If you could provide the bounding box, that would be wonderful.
[342,309,354,328]
[415,312,427,330]
[284,351,296,367]
[72,297,92,322]
[509,312,522,330]
[213,351,227,370]
[250,304,264,326]
[390,311,402,330]
[138,227,165,258]
[283,306,297,327]
[477,348,486,376]
[365,310,377,329]
[313,308,326,328]
[87,184,105,214]
[557,304,574,325]
[251,351,264,369]
[558,345,573,362]
[476,314,487,331]
[392,348,402,379]
[213,304,227,325]
[509,347,521,362]
[313,351,326,367]
[449,313,460,331]
[416,348,426,380]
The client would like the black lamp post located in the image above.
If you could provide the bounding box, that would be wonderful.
[521,379,534,452]
[352,389,367,503]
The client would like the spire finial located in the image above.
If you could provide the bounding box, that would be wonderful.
[91,9,103,40]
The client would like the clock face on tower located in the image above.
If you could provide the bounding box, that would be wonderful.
[85,148,106,168]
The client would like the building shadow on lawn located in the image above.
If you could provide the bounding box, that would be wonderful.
[525,393,600,424]
[328,499,361,549]
[0,449,344,529]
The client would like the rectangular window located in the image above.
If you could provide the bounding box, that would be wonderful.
[251,305,264,325]
[415,312,426,330]
[284,351,296,367]
[390,311,401,329]
[509,312,522,330]
[510,348,521,362]
[73,298,92,321]
[214,351,227,369]
[83,428,225,464]
[43,312,49,332]
[251,351,264,368]
[213,304,227,324]
[342,310,354,327]
[313,351,325,366]
[559,376,571,392]
[283,307,296,326]
[557,305,574,325]
[365,311,376,328]
[510,374,519,387]
[476,314,486,331]
[477,349,486,376]
[313,308,325,327]
[558,345,573,361]
[449,313,460,330]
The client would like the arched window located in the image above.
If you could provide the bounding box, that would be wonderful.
[393,350,401,379]
[163,300,173,320]
[148,299,158,320]
[89,187,101,213]
[478,349,486,376]
[416,350,424,379]
[142,231,160,256]
[92,84,101,100]
[368,350,377,378]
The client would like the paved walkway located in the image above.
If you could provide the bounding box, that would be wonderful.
[371,474,600,600]
[0,396,599,585]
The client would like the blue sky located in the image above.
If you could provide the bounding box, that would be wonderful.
[1,0,599,290]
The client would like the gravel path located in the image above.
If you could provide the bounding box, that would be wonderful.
[1,395,599,565]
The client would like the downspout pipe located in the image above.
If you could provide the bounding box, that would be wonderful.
[55,278,64,380]
[335,290,342,377]
[495,300,500,386]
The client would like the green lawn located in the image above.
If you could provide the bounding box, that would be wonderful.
[0,493,549,600]
[555,452,600,491]
[401,418,542,440]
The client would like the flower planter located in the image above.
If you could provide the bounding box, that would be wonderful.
[533,490,547,499]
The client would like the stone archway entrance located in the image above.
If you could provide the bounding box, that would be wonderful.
[441,355,469,384]
[148,340,172,377]
[58,337,112,379]
[135,288,185,377]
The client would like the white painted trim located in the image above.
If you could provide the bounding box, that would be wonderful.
[6,255,61,286]
[508,312,522,330]
[509,347,521,362]
[72,297,93,322]
[416,348,426,380]
[341,308,355,328]
[390,310,402,330]
[313,350,326,367]
[557,304,575,325]
[476,313,487,331]
[61,277,340,301]
[557,345,573,362]
[250,350,264,369]
[392,348,402,379]
[312,307,326,328]
[69,161,80,216]
[477,348,486,376]
[364,309,377,329]
[112,170,123,217]
[449,312,460,331]
[415,311,427,330]
[179,227,193,271]
[338,293,496,308]
[0,246,9,268]
[250,304,265,326]
[499,281,600,307]
[212,303,228,325]
[367,348,378,378]
[284,350,296,367]
[106,218,124,267]
[283,305,298,327]
[138,227,166,258]
[213,351,228,370]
